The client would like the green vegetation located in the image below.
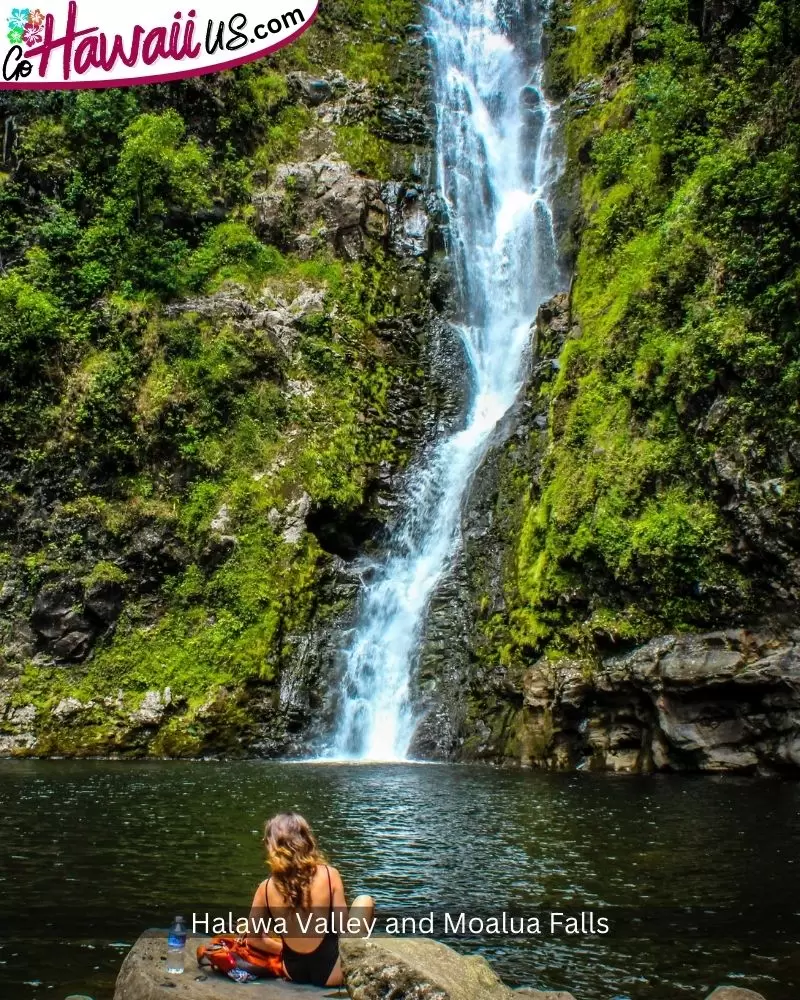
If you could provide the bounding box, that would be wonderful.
[498,0,800,661]
[0,2,429,755]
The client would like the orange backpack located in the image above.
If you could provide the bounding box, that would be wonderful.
[196,935,284,979]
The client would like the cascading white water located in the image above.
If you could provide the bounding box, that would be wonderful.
[329,0,563,760]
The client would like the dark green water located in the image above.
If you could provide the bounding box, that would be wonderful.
[0,761,798,1000]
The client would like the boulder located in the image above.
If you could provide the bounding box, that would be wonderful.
[113,932,333,1000]
[30,580,95,660]
[83,576,125,624]
[253,159,381,259]
[341,936,518,1000]
[253,160,436,265]
[705,989,767,1000]
[129,689,172,727]
[114,932,575,1000]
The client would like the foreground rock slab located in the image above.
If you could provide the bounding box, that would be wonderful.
[339,937,576,1000]
[113,932,336,1000]
[112,931,769,1000]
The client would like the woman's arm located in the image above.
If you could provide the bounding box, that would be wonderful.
[329,866,348,915]
[242,880,283,955]
[329,866,375,937]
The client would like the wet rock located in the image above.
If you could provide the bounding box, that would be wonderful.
[84,577,125,624]
[341,936,517,1000]
[30,580,95,661]
[374,98,433,144]
[382,181,434,257]
[113,931,327,999]
[415,294,573,762]
[306,500,385,560]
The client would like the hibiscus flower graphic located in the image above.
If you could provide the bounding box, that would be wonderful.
[27,6,43,25]
[22,20,41,44]
[6,7,28,42]
[7,7,30,30]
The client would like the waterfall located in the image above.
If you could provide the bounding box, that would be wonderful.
[328,0,563,761]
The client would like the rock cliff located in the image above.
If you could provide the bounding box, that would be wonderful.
[2,0,800,769]
[0,0,449,757]
[410,0,800,772]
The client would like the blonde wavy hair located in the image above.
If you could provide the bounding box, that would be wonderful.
[263,812,327,910]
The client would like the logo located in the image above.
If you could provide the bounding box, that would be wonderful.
[1,0,317,89]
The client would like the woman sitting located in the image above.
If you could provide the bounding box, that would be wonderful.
[245,811,375,987]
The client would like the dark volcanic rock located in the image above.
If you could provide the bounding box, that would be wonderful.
[121,524,189,591]
[517,630,800,774]
[30,580,95,661]
[31,581,85,641]
[374,98,433,144]
[84,578,125,624]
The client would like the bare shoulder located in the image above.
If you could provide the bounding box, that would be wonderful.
[324,864,344,885]
[251,877,270,908]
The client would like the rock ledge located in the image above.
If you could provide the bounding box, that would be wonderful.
[112,931,767,1000]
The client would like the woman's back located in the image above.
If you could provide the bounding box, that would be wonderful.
[263,863,341,955]
[248,811,374,988]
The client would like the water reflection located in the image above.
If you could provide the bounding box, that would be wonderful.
[0,761,798,999]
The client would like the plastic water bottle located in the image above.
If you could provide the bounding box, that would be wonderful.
[166,916,188,974]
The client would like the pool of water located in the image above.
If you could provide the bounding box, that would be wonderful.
[0,760,798,1000]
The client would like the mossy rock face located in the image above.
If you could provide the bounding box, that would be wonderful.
[427,0,800,766]
[0,0,441,757]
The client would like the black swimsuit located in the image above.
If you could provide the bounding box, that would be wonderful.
[266,865,339,986]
